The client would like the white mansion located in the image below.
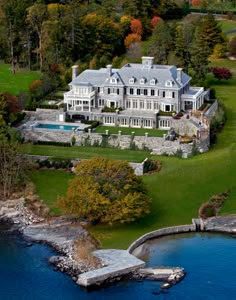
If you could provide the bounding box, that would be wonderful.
[64,57,207,129]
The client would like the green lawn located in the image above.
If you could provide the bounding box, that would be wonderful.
[0,64,40,95]
[30,170,74,215]
[94,125,167,137]
[218,19,236,32]
[27,145,151,162]
[30,57,236,249]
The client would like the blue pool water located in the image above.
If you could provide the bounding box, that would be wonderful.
[35,123,79,131]
[0,227,235,300]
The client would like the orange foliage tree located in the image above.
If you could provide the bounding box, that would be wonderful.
[124,33,142,48]
[130,18,143,35]
[57,157,151,225]
[151,16,161,30]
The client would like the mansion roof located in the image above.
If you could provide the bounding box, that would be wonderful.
[71,57,191,89]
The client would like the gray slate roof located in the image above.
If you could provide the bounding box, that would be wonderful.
[71,61,191,89]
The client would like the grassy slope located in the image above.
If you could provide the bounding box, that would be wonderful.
[0,64,40,95]
[28,145,151,162]
[30,58,236,249]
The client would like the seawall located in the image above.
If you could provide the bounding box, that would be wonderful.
[128,224,196,254]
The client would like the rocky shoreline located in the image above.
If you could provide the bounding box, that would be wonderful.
[0,198,101,282]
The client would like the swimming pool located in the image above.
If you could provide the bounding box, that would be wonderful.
[34,123,80,131]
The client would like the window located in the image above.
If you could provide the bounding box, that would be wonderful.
[144,119,151,127]
[132,119,140,126]
[126,100,131,109]
[98,87,100,93]
[130,88,133,95]
[151,89,155,96]
[133,100,138,109]
[120,118,128,125]
[129,77,135,84]
[140,77,146,84]
[137,89,140,95]
[140,100,144,109]
[172,92,175,98]
[165,80,172,87]
[110,78,117,84]
[117,89,119,95]
[104,116,115,124]
[147,101,152,110]
[150,78,157,85]
[163,91,165,98]
[108,88,110,94]
[165,105,170,112]
[144,89,148,96]
[154,101,158,110]
[159,119,170,128]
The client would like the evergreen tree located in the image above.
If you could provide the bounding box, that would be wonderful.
[148,20,172,64]
[196,14,225,57]
[175,23,194,72]
[190,27,210,83]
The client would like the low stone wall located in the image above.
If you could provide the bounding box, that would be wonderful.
[128,224,196,254]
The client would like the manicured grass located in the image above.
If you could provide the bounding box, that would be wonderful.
[218,19,236,32]
[30,57,236,249]
[94,125,167,137]
[27,145,151,162]
[30,170,74,215]
[0,64,40,95]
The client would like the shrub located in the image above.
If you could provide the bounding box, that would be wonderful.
[33,141,71,147]
[199,202,217,219]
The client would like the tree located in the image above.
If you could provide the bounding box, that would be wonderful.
[130,18,143,35]
[151,16,161,30]
[148,19,172,64]
[0,128,26,200]
[124,33,142,48]
[195,14,225,57]
[175,24,194,72]
[26,2,48,71]
[211,67,233,80]
[57,157,151,225]
[190,32,210,83]
[228,36,236,57]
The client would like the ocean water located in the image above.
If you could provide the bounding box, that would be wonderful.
[0,224,236,300]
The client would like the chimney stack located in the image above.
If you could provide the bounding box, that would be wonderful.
[72,65,78,80]
[177,68,183,84]
[106,64,112,77]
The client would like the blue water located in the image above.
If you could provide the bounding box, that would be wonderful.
[35,123,80,131]
[0,227,236,300]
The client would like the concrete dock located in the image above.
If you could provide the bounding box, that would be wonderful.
[77,249,145,287]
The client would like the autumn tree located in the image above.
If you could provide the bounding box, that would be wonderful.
[124,33,142,48]
[130,18,143,35]
[57,157,151,225]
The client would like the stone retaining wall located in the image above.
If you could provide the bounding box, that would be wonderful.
[128,224,196,254]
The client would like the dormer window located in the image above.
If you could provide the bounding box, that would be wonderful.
[165,80,172,87]
[140,77,146,84]
[110,78,117,84]
[129,77,136,84]
[150,78,157,85]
